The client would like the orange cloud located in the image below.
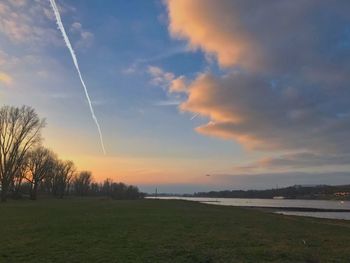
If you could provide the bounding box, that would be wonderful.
[180,73,242,123]
[169,75,187,93]
[195,122,264,151]
[166,0,256,68]
[148,65,188,94]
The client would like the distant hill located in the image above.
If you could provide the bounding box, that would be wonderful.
[193,185,350,200]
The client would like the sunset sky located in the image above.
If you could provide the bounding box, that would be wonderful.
[1,0,350,193]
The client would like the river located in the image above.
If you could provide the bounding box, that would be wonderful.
[147,196,350,220]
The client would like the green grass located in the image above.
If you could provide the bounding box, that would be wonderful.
[0,199,350,263]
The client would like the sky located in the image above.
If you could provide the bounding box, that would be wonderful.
[1,0,350,193]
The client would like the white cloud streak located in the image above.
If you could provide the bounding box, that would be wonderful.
[190,113,199,120]
[49,0,106,154]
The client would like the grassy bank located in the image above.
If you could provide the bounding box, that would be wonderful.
[0,199,349,262]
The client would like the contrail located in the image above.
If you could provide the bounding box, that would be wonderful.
[190,113,199,120]
[49,0,106,154]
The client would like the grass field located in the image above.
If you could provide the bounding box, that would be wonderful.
[0,198,350,263]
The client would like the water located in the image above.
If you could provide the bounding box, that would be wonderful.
[148,196,350,220]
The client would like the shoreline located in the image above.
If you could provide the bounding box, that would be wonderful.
[234,205,350,213]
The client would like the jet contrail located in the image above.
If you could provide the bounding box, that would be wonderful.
[49,0,106,154]
[190,113,199,120]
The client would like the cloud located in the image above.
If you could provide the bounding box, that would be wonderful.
[165,0,254,68]
[236,153,350,172]
[147,66,175,89]
[164,0,350,169]
[180,72,350,154]
[122,65,137,75]
[147,65,188,92]
[166,0,350,73]
[153,100,181,106]
[179,71,350,169]
[70,21,82,32]
[147,66,190,108]
[0,50,57,75]
[0,0,88,49]
[0,50,19,67]
[169,76,187,93]
[8,0,26,7]
[0,0,61,46]
[70,22,94,49]
[0,71,13,86]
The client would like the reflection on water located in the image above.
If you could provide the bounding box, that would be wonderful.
[148,196,350,220]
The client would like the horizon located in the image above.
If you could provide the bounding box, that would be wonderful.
[1,0,350,193]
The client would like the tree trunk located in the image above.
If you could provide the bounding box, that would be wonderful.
[59,189,64,199]
[13,183,21,199]
[30,183,38,200]
[1,185,8,202]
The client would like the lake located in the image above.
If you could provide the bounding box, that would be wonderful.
[148,196,350,220]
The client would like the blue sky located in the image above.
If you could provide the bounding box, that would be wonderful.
[1,0,350,193]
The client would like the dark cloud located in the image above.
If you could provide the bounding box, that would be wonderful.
[236,153,350,171]
[182,73,350,154]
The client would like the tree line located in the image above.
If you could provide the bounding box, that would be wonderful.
[193,184,350,200]
[0,105,144,202]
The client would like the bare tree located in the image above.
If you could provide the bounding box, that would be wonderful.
[52,160,75,198]
[73,171,93,196]
[11,154,29,199]
[101,178,113,196]
[25,147,55,200]
[0,105,45,202]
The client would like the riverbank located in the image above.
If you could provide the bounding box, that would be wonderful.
[1,198,350,262]
[149,196,350,220]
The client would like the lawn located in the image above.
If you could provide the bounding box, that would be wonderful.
[0,198,349,263]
